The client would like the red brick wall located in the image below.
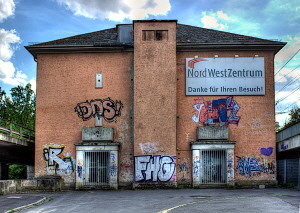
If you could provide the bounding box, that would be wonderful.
[133,21,177,157]
[176,51,277,185]
[35,33,277,187]
[35,52,133,185]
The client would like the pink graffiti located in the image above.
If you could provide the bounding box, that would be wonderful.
[192,96,240,126]
[75,97,123,122]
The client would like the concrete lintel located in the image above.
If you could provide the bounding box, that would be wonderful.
[76,145,119,151]
[191,140,236,144]
[197,126,228,140]
[191,143,235,150]
[82,127,114,141]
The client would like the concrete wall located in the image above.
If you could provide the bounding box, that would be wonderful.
[35,52,133,187]
[176,51,277,186]
[0,178,62,195]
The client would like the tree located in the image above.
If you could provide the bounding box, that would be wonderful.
[0,83,36,130]
[8,164,27,179]
[0,84,35,180]
[280,107,300,131]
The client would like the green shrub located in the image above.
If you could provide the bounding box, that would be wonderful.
[9,164,27,179]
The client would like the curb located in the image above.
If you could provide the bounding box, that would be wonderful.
[5,197,48,213]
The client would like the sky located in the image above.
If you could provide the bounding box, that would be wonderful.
[0,0,299,126]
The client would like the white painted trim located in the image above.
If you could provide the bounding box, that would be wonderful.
[76,145,119,151]
[191,144,234,150]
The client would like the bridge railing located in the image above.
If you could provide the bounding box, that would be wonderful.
[0,121,35,142]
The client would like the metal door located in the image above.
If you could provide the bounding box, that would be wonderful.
[83,151,109,186]
[201,150,227,184]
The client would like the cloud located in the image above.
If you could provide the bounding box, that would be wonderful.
[0,28,34,87]
[0,0,15,22]
[200,11,228,31]
[275,36,300,63]
[217,11,229,20]
[274,35,300,94]
[0,29,20,61]
[29,79,36,92]
[199,11,262,37]
[55,0,171,21]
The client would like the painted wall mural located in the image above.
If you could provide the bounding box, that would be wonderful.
[177,158,190,182]
[140,142,158,154]
[193,155,200,176]
[260,147,273,156]
[43,147,74,174]
[135,156,176,182]
[75,97,123,122]
[227,150,234,183]
[110,153,117,177]
[192,96,240,126]
[236,156,275,176]
[77,159,83,178]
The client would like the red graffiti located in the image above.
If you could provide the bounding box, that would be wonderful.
[192,96,240,126]
[188,58,208,69]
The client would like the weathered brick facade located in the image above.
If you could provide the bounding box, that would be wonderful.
[26,20,285,189]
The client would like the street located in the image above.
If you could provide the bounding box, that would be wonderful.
[7,188,299,213]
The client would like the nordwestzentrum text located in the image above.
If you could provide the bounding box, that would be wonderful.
[187,68,263,78]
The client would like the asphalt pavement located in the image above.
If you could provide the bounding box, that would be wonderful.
[0,194,45,213]
[0,188,299,213]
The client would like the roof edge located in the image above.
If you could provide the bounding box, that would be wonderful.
[25,45,134,59]
[177,42,287,54]
[25,42,287,58]
[133,19,177,23]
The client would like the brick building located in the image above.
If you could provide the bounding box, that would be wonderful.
[26,20,286,189]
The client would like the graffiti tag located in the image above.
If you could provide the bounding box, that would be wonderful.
[135,156,176,182]
[260,147,273,156]
[140,142,158,154]
[236,157,263,176]
[236,156,275,176]
[110,153,117,177]
[192,96,240,126]
[43,147,74,174]
[74,97,123,122]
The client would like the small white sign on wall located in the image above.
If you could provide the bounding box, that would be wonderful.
[186,57,265,96]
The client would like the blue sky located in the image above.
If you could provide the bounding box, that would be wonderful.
[0,0,299,126]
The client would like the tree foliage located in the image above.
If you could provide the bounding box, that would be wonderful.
[279,107,300,131]
[0,83,36,130]
[8,164,27,179]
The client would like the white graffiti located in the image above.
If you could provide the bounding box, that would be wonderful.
[43,147,74,173]
[140,142,158,154]
[192,102,204,123]
[135,156,176,182]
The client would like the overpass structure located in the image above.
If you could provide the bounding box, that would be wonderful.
[0,123,34,179]
[276,122,300,189]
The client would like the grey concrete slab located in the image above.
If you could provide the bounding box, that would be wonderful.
[2,188,299,213]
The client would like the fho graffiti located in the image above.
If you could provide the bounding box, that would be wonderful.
[135,156,176,182]
[192,96,240,126]
[75,97,123,122]
[43,147,74,174]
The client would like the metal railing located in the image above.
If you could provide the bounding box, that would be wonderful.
[83,151,109,186]
[0,121,35,142]
[200,149,227,184]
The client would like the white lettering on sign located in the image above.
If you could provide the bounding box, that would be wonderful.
[186,58,265,95]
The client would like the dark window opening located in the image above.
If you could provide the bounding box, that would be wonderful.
[142,30,168,41]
